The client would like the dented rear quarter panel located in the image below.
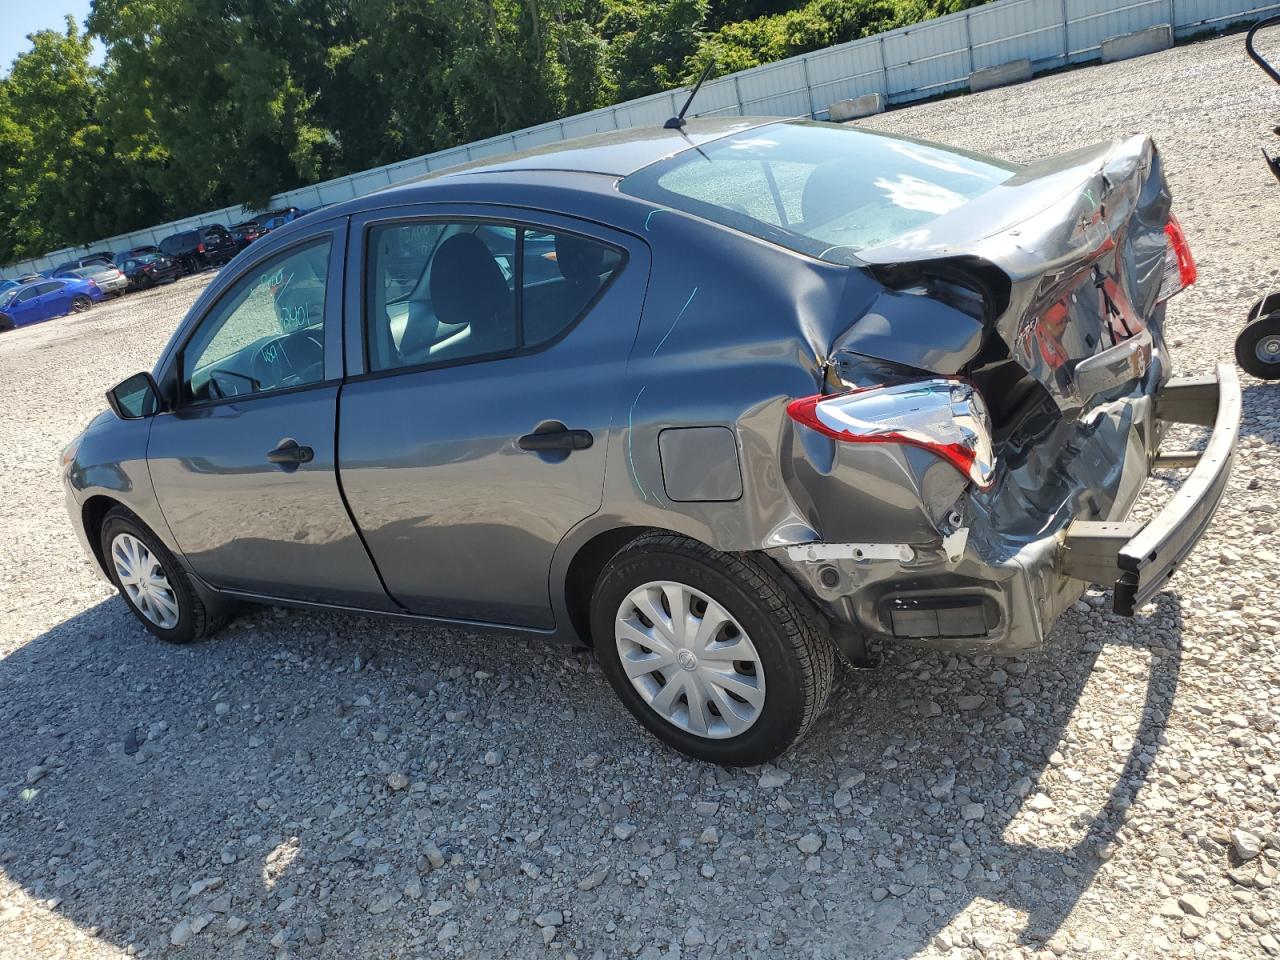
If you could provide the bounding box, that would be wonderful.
[575,199,962,565]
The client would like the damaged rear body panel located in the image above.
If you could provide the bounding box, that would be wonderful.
[615,122,1237,653]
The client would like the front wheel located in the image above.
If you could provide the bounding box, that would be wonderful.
[70,294,92,313]
[1237,313,1280,380]
[100,507,226,643]
[591,533,834,765]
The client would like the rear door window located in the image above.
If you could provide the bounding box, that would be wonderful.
[363,220,622,372]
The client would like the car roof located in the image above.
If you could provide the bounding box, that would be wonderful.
[249,118,792,252]
[388,117,778,188]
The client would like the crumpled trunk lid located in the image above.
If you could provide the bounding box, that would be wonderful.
[847,135,1172,416]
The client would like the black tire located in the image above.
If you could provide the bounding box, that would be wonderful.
[591,533,835,765]
[1236,313,1280,380]
[70,294,92,313]
[100,506,226,644]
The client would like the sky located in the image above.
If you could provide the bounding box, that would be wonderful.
[0,0,104,77]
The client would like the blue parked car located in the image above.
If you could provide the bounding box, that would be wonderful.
[0,277,104,331]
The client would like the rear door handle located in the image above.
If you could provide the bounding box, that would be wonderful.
[267,438,314,466]
[518,428,593,452]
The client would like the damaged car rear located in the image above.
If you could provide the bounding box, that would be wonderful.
[608,120,1239,762]
[63,118,1239,766]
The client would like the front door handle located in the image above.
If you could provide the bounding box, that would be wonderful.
[267,438,314,466]
[517,427,593,452]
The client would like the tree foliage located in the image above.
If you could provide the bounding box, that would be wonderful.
[0,0,988,262]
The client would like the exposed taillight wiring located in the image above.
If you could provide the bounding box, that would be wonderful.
[786,379,997,489]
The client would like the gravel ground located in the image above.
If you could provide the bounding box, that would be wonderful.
[2,32,1279,960]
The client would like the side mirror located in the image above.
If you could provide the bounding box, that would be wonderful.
[106,372,163,420]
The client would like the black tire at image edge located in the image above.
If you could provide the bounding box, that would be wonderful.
[1236,312,1280,380]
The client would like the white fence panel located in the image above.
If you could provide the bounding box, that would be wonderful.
[613,92,680,128]
[1067,0,1168,60]
[971,0,1067,69]
[560,108,618,138]
[1176,0,1272,31]
[736,60,810,116]
[687,76,743,118]
[883,16,972,101]
[4,0,1279,278]
[804,40,886,113]
[511,122,566,150]
[429,146,472,172]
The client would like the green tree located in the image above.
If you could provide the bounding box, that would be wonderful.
[0,0,995,264]
[599,0,708,100]
[0,17,159,261]
[89,0,329,212]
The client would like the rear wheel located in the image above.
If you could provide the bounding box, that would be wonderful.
[70,294,92,313]
[1237,313,1280,380]
[100,507,226,643]
[591,533,834,765]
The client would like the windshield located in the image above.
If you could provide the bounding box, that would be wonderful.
[619,120,1016,264]
[0,288,17,307]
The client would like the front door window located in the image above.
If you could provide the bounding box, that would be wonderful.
[181,240,330,403]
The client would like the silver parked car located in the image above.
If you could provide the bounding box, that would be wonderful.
[57,264,129,297]
[62,119,1239,764]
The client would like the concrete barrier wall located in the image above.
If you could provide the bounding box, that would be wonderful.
[4,0,1276,278]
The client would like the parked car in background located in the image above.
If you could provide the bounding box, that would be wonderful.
[119,253,181,290]
[0,276,103,331]
[51,255,114,275]
[157,225,237,275]
[252,207,308,235]
[113,246,159,268]
[229,221,262,250]
[57,263,129,298]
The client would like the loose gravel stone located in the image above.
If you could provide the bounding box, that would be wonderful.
[797,833,823,854]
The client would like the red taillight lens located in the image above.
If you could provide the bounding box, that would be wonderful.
[197,242,205,254]
[786,378,996,489]
[1158,214,1196,302]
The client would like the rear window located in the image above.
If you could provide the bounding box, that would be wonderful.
[161,232,198,253]
[619,120,1015,264]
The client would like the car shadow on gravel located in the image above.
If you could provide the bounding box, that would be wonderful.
[0,592,1182,958]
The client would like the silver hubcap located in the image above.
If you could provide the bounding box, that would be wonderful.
[111,533,180,629]
[1258,335,1280,364]
[615,580,765,739]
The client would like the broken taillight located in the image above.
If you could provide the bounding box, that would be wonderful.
[1157,214,1196,302]
[786,379,996,489]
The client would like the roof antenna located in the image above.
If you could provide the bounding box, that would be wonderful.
[664,60,716,130]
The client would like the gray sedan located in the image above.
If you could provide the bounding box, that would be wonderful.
[62,118,1239,764]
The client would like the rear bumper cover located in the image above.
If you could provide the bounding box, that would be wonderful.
[775,363,1240,651]
[1060,363,1241,616]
